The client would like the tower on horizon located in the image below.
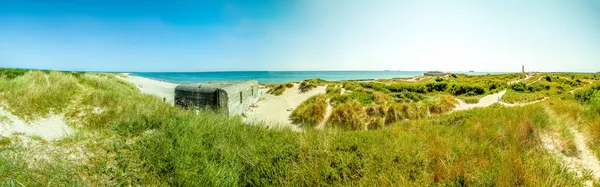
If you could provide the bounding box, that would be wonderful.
[522,65,525,73]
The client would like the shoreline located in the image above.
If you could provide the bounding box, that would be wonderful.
[120,74,179,105]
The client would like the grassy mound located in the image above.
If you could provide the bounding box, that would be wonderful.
[328,101,368,130]
[290,94,328,127]
[0,70,595,186]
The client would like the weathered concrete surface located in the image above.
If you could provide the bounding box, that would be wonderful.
[175,80,259,116]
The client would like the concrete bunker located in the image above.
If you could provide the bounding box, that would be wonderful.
[174,80,260,115]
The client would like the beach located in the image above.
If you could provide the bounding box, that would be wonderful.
[121,74,326,130]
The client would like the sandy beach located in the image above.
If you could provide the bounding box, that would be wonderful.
[243,84,326,129]
[120,74,179,105]
[121,74,326,130]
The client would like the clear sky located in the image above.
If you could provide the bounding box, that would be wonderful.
[1,0,599,72]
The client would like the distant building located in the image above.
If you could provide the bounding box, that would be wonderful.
[174,80,260,116]
[424,71,446,77]
[522,65,525,73]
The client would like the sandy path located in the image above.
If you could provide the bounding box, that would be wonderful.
[540,107,600,185]
[570,87,583,94]
[316,102,333,129]
[0,106,72,141]
[244,84,326,129]
[453,75,542,111]
[454,90,506,111]
[119,74,178,105]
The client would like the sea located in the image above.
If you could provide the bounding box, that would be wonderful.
[130,71,507,84]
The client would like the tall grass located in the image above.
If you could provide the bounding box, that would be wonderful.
[0,71,79,120]
[290,94,328,127]
[0,70,590,185]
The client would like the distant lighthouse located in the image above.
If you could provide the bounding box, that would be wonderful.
[522,65,525,73]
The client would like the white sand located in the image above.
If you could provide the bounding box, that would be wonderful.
[454,90,507,111]
[244,84,326,129]
[0,106,72,141]
[119,74,178,104]
[541,107,600,185]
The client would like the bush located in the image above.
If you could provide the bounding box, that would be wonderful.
[576,83,600,103]
[545,76,552,82]
[426,82,448,92]
[359,82,390,93]
[290,94,328,127]
[328,101,367,130]
[447,83,485,96]
[392,91,425,103]
[387,84,427,93]
[509,82,527,92]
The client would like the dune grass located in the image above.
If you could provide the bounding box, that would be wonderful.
[501,90,548,104]
[290,94,328,127]
[0,70,595,185]
[425,95,458,114]
[0,71,80,120]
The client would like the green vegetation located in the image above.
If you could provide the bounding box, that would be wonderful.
[426,95,458,114]
[1,70,599,185]
[266,83,287,96]
[291,94,328,127]
[299,78,328,93]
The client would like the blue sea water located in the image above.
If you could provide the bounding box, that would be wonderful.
[130,71,506,84]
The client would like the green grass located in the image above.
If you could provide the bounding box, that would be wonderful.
[424,95,458,114]
[290,94,328,127]
[0,70,595,185]
[501,90,547,103]
[0,71,80,120]
[266,84,287,96]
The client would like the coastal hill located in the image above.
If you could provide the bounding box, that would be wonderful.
[1,69,600,185]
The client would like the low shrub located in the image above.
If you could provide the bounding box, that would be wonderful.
[574,83,600,103]
[509,82,551,93]
[387,83,427,93]
[447,83,485,96]
[392,91,425,103]
[359,82,390,93]
[328,101,367,130]
[290,94,328,127]
[426,82,448,92]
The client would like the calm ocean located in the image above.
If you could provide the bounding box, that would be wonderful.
[130,71,505,84]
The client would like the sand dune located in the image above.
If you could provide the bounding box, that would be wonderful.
[0,106,72,141]
[119,74,178,105]
[244,84,326,129]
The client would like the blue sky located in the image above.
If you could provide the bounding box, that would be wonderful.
[1,0,599,72]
